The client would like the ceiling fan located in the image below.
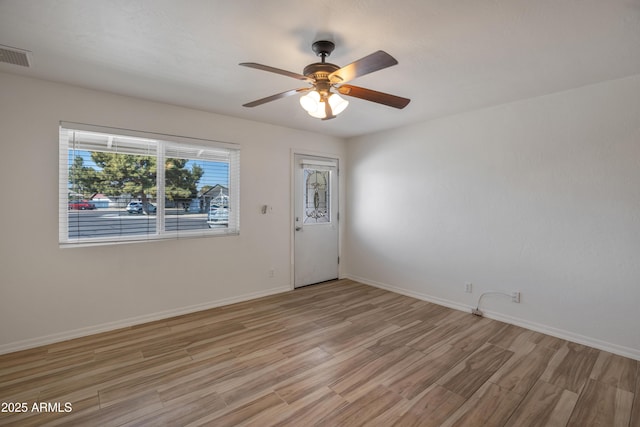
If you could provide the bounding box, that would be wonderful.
[239,40,410,120]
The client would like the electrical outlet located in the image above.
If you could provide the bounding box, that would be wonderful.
[511,291,520,303]
[465,282,472,293]
[268,269,275,278]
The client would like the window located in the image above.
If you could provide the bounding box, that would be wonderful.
[59,122,240,246]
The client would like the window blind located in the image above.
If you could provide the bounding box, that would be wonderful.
[59,122,240,247]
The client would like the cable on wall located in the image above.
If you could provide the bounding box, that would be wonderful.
[471,291,512,317]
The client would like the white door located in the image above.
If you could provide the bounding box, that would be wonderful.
[294,154,339,288]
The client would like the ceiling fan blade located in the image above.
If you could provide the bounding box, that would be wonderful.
[337,84,411,109]
[328,51,398,84]
[239,62,313,82]
[243,88,311,108]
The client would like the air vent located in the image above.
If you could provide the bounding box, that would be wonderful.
[0,45,31,67]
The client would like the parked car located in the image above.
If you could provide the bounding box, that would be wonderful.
[207,205,229,227]
[68,200,96,210]
[126,201,157,214]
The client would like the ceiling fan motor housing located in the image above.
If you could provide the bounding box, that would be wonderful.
[303,62,339,95]
[306,40,341,95]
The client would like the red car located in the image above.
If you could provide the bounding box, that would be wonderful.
[68,200,96,210]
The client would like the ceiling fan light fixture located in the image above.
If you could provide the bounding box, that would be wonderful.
[300,90,321,112]
[308,104,327,119]
[300,91,348,119]
[328,93,348,115]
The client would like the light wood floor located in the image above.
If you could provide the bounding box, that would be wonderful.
[0,279,638,426]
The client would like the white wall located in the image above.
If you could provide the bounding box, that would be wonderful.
[345,74,640,359]
[3,70,639,360]
[0,72,345,353]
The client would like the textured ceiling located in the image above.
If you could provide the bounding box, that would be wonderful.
[1,0,639,138]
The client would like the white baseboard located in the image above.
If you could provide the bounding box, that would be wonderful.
[345,274,640,361]
[0,286,291,356]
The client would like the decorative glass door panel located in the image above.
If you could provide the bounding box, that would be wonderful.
[304,169,330,224]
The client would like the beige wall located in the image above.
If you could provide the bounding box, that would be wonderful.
[0,72,345,352]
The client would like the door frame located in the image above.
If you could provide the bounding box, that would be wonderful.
[290,149,343,290]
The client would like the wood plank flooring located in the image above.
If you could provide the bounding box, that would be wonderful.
[0,279,637,426]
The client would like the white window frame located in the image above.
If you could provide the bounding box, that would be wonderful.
[59,122,240,247]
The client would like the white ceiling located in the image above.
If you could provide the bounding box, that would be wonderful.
[1,0,639,138]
